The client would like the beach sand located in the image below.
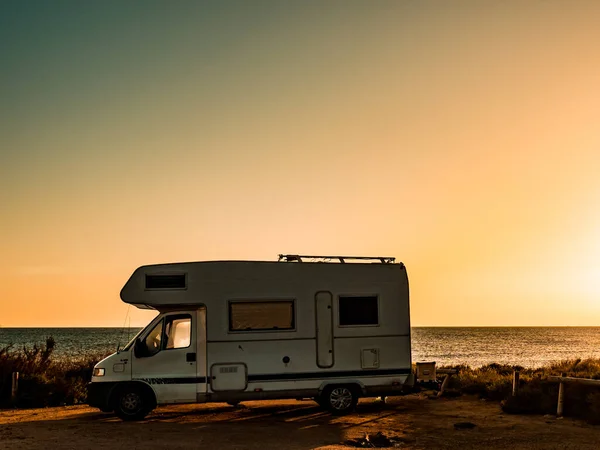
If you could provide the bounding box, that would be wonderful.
[0,394,597,449]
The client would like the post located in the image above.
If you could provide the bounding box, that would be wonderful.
[11,372,19,405]
[557,381,564,416]
[557,372,566,417]
[512,370,520,396]
[547,373,600,417]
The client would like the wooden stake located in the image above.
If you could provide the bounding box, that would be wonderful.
[557,373,567,417]
[11,372,19,405]
[512,370,520,396]
[557,381,565,416]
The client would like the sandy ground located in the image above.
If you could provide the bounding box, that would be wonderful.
[0,394,598,449]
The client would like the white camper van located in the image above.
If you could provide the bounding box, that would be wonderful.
[88,254,413,421]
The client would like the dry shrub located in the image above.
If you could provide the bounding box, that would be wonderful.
[0,337,108,408]
[501,378,558,415]
[445,364,515,401]
[440,359,600,425]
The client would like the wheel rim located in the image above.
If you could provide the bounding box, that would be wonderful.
[329,387,353,410]
[121,392,142,414]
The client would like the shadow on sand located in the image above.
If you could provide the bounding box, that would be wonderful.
[0,399,409,450]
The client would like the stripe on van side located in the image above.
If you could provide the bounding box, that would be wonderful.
[248,368,411,382]
[134,368,410,385]
[134,377,207,384]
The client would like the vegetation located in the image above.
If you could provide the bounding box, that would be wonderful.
[2,336,600,425]
[0,337,109,408]
[441,359,600,424]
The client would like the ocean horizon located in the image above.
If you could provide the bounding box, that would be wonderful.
[2,326,600,369]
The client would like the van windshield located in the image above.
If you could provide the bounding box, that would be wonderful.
[121,328,145,351]
[118,311,160,352]
[119,318,156,352]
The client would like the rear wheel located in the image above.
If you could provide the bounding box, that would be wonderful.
[320,385,359,415]
[114,386,151,421]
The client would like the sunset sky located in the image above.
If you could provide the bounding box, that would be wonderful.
[2,1,600,327]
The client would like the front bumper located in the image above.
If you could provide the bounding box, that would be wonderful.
[87,382,118,411]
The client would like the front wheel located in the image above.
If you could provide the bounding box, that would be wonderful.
[114,386,151,421]
[320,385,359,415]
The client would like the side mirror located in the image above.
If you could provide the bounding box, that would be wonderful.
[133,338,147,358]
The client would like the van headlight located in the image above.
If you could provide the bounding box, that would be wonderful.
[93,367,105,377]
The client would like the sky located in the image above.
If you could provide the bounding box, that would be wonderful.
[2,0,600,327]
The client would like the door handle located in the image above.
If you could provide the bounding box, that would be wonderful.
[186,352,196,362]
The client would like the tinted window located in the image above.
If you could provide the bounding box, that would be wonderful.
[339,295,379,326]
[229,301,295,331]
[144,320,163,356]
[145,274,186,289]
[165,315,191,349]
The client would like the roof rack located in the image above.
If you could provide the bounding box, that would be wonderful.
[277,254,396,264]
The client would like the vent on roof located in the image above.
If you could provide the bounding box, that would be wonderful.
[145,274,187,290]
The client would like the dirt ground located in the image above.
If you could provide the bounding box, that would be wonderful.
[0,394,598,449]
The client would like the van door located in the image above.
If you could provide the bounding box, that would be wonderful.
[315,291,334,368]
[196,307,208,400]
[131,310,198,404]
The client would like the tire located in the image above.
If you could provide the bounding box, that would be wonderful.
[114,385,151,421]
[320,385,359,415]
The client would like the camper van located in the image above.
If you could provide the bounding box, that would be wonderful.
[88,254,413,421]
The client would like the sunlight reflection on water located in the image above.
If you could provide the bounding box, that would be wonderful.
[412,327,600,368]
[1,327,600,368]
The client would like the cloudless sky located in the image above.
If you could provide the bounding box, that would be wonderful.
[2,0,600,327]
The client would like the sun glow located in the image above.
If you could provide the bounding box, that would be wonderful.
[2,1,600,326]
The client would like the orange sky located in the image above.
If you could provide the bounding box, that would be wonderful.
[2,1,600,327]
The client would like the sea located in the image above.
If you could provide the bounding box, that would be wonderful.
[1,327,600,368]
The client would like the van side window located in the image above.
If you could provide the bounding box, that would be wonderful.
[229,300,295,331]
[144,320,164,356]
[165,315,192,349]
[145,273,187,290]
[338,295,379,326]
